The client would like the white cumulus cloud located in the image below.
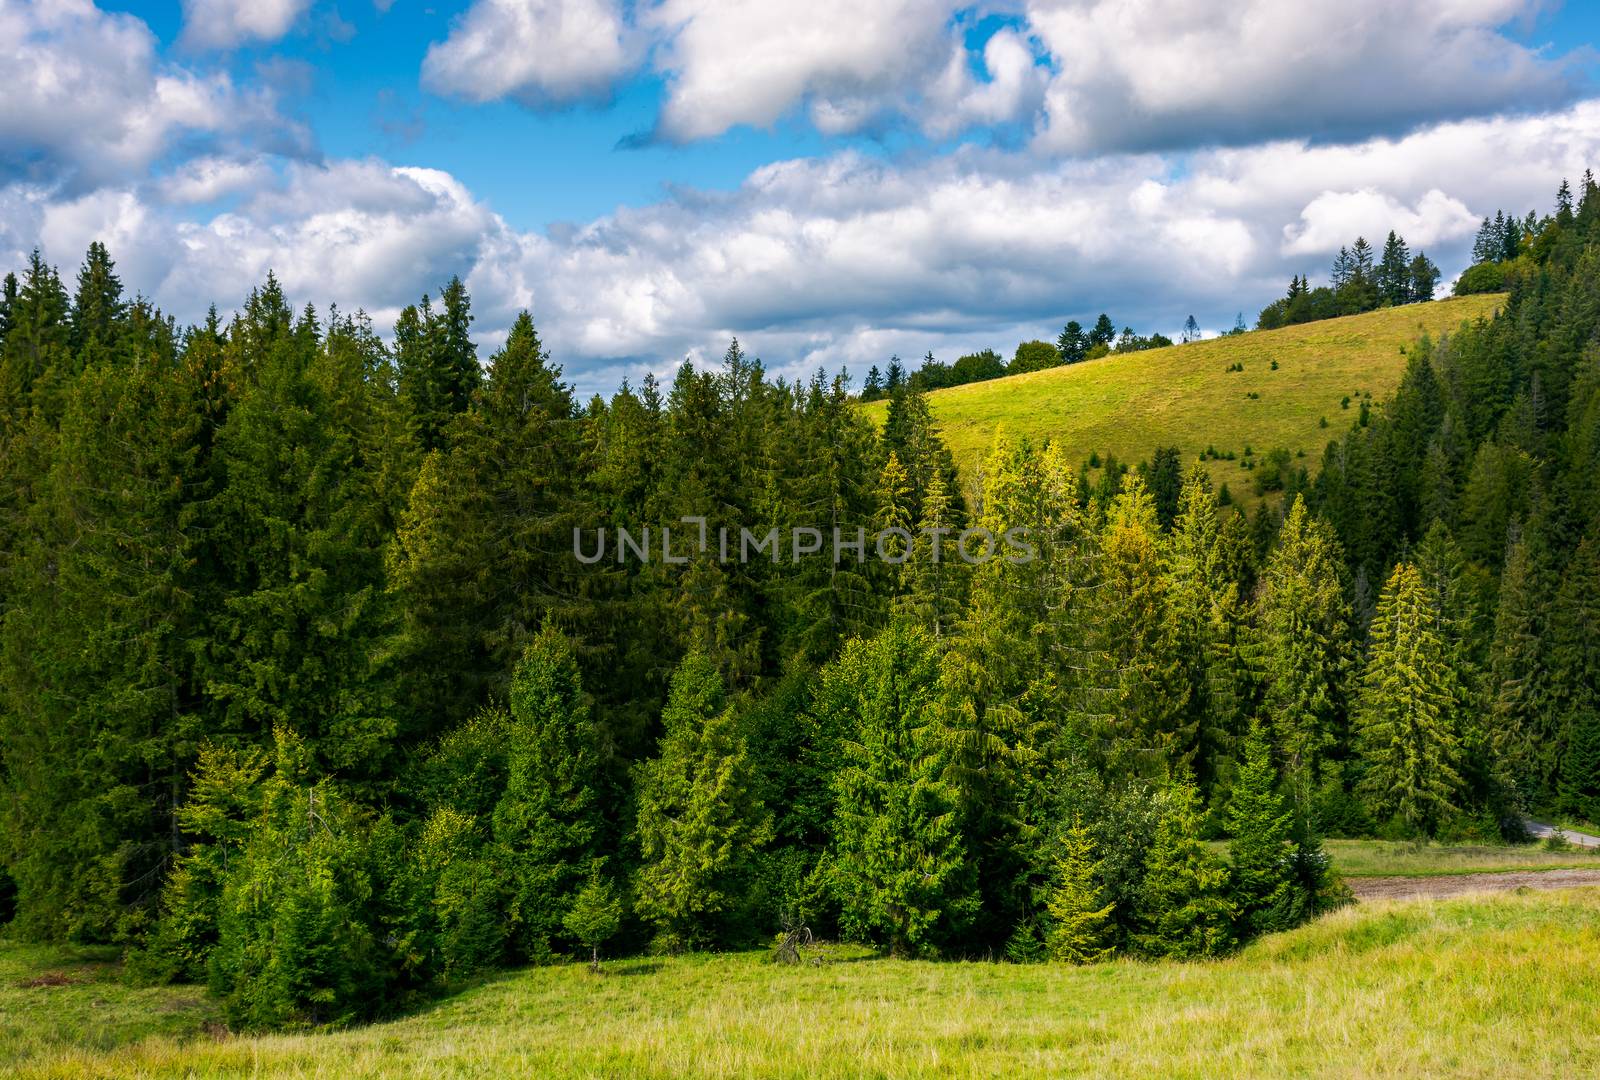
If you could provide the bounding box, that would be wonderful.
[7,102,1600,397]
[180,0,312,49]
[422,0,635,106]
[1027,0,1577,153]
[0,0,308,189]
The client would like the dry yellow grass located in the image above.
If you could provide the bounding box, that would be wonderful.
[6,887,1600,1078]
[863,296,1504,504]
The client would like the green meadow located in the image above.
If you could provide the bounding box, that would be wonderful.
[5,887,1598,1079]
[864,294,1505,501]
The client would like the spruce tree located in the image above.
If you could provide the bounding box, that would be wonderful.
[633,654,771,950]
[1134,783,1236,959]
[1355,564,1462,837]
[828,624,974,956]
[905,466,965,640]
[1226,721,1299,936]
[1085,476,1191,779]
[1377,231,1412,306]
[562,865,623,973]
[1253,497,1351,802]
[491,626,606,962]
[68,241,127,367]
[1489,533,1551,799]
[1045,816,1115,964]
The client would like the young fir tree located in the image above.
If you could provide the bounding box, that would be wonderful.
[933,435,1085,946]
[904,465,965,641]
[1134,782,1236,959]
[1084,476,1191,779]
[562,864,623,973]
[1552,535,1600,820]
[875,451,914,601]
[1167,467,1251,791]
[1045,816,1115,964]
[208,728,384,1031]
[828,624,974,957]
[1355,564,1462,837]
[1253,497,1351,803]
[491,626,606,962]
[1489,532,1551,800]
[633,653,771,951]
[1226,721,1300,936]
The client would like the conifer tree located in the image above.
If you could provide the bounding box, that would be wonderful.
[1551,535,1600,819]
[829,624,974,956]
[1134,783,1235,959]
[1489,533,1551,798]
[208,729,384,1030]
[1057,320,1087,364]
[633,654,771,950]
[1254,497,1351,802]
[491,627,606,962]
[1226,721,1299,936]
[0,250,70,418]
[1045,816,1115,964]
[1356,564,1462,836]
[0,318,216,941]
[1167,467,1251,788]
[1084,476,1191,778]
[905,466,965,640]
[875,451,914,600]
[203,295,401,780]
[1377,231,1412,306]
[933,436,1085,944]
[387,311,584,735]
[68,241,127,366]
[562,865,622,973]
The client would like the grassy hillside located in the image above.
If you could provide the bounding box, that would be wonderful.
[7,887,1600,1078]
[865,295,1504,502]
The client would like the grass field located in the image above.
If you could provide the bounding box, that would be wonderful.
[6,887,1600,1078]
[1326,839,1600,878]
[864,295,1504,503]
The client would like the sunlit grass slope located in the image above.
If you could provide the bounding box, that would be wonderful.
[864,295,1504,501]
[7,886,1600,1078]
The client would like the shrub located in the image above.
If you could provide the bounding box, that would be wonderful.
[1453,261,1505,296]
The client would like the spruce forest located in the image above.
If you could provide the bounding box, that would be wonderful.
[4,172,1600,1035]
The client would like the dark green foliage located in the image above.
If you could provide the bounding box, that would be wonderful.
[1454,262,1505,295]
[827,625,974,956]
[207,730,384,1031]
[633,654,771,951]
[492,627,606,962]
[1010,340,1061,374]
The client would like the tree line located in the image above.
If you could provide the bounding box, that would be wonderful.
[860,314,1176,401]
[0,172,1596,1031]
[1257,232,1441,330]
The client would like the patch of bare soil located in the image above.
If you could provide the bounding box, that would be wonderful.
[1348,869,1600,901]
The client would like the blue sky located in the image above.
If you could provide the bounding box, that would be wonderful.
[6,1,1600,393]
